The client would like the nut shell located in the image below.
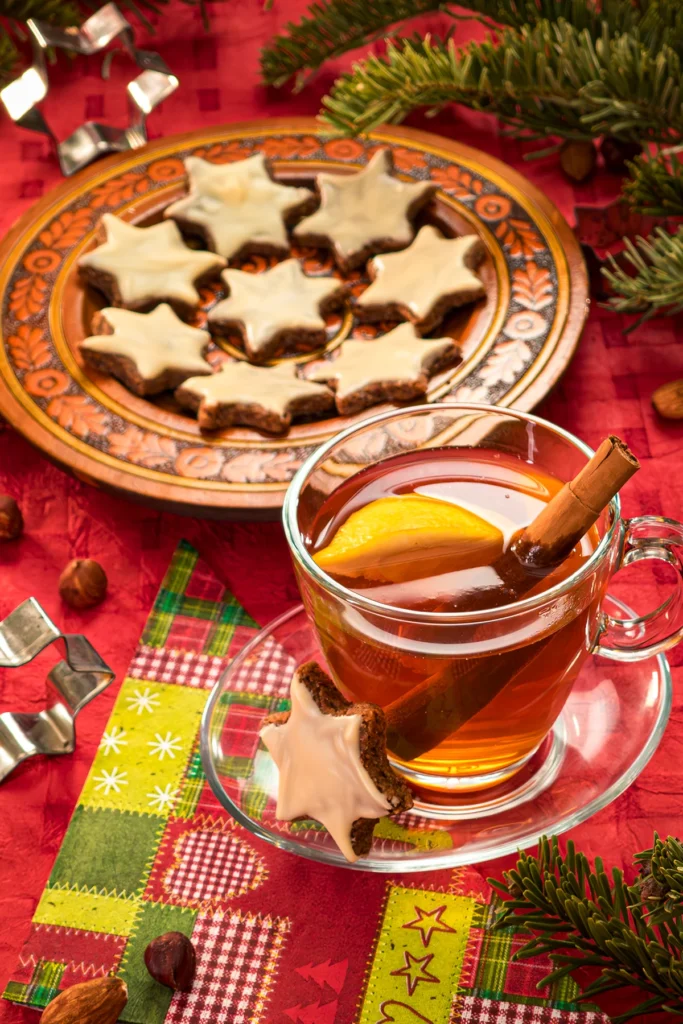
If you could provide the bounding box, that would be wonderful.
[144,931,196,991]
[559,140,597,183]
[0,494,23,541]
[58,559,108,609]
[652,379,683,420]
[40,977,127,1024]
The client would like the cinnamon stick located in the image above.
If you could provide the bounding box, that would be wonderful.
[383,436,639,761]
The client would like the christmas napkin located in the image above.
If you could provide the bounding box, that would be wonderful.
[4,540,608,1024]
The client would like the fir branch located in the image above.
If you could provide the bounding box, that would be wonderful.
[261,0,453,91]
[624,150,683,217]
[321,22,683,143]
[602,227,683,324]
[260,0,683,91]
[491,835,683,1022]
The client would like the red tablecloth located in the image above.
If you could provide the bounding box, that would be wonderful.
[1,5,683,1020]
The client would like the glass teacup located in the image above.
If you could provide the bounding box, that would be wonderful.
[283,404,683,794]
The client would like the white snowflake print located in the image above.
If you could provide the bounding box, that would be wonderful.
[147,784,179,812]
[147,732,183,761]
[99,726,127,756]
[93,766,129,795]
[126,687,161,715]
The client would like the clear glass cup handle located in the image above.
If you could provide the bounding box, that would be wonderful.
[595,515,683,662]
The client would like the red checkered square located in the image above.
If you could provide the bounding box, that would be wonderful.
[228,634,296,696]
[221,704,265,759]
[458,997,609,1024]
[129,645,230,688]
[504,936,557,998]
[164,829,265,904]
[166,615,214,651]
[184,564,226,602]
[167,911,289,1024]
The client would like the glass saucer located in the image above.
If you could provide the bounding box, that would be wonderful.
[201,598,671,872]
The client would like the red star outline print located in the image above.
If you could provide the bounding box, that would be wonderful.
[402,905,456,948]
[390,951,440,997]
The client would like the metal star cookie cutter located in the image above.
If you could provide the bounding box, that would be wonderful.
[0,598,114,783]
[0,2,179,176]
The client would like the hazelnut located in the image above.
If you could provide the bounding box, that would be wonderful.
[144,932,196,992]
[0,494,23,541]
[58,559,108,609]
[40,976,127,1024]
[559,139,597,183]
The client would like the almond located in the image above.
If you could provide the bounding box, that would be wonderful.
[652,379,683,420]
[41,977,127,1024]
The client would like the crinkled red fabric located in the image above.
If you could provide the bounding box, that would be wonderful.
[1,4,683,1020]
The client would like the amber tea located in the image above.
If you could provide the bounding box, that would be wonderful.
[302,447,606,788]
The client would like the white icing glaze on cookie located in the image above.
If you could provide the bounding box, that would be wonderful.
[81,304,210,380]
[180,360,332,418]
[307,322,456,403]
[79,214,225,308]
[208,259,342,359]
[260,671,390,863]
[164,154,313,259]
[357,226,486,323]
[293,149,434,265]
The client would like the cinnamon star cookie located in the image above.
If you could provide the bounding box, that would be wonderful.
[164,154,314,260]
[176,360,334,434]
[81,305,211,396]
[306,322,459,415]
[208,259,345,363]
[293,149,436,272]
[78,214,225,317]
[260,661,413,863]
[355,226,486,333]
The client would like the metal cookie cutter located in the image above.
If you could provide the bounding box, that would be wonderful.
[0,2,179,176]
[0,598,114,783]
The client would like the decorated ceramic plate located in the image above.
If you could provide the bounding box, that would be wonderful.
[0,118,587,517]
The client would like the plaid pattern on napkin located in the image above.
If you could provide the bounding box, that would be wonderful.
[4,541,609,1024]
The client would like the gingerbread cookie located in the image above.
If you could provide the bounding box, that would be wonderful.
[208,259,345,363]
[293,149,436,272]
[81,305,211,396]
[176,360,334,433]
[260,661,413,862]
[306,322,459,415]
[355,226,486,333]
[164,154,314,260]
[78,214,225,317]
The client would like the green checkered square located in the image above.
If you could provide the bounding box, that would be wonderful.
[142,542,198,647]
[5,961,66,1009]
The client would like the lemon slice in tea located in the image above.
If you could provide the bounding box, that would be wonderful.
[312,493,504,584]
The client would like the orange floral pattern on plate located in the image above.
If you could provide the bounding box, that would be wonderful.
[47,395,109,439]
[24,369,69,398]
[9,275,48,321]
[38,209,94,251]
[495,218,543,258]
[7,325,51,371]
[430,165,483,199]
[262,136,320,159]
[108,426,177,468]
[175,447,225,479]
[222,450,302,484]
[511,262,554,310]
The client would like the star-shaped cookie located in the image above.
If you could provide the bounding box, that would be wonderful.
[81,304,211,396]
[355,226,486,333]
[260,662,413,862]
[208,259,345,362]
[306,322,459,415]
[175,360,334,434]
[78,214,225,316]
[293,149,436,272]
[164,154,314,260]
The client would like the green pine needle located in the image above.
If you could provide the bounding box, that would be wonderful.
[491,835,683,1022]
[603,227,683,324]
[624,150,683,216]
[320,22,683,143]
